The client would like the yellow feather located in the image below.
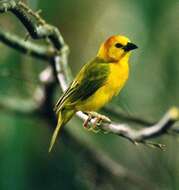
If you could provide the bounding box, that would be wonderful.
[76,54,129,111]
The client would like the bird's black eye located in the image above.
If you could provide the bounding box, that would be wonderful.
[115,43,123,48]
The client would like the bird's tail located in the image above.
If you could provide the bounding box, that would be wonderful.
[48,108,75,152]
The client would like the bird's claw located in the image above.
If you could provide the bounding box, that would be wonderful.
[87,111,111,123]
[83,111,111,133]
[83,114,92,129]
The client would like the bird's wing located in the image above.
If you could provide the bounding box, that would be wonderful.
[54,58,109,113]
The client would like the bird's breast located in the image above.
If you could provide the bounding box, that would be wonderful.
[106,61,129,96]
[77,61,129,111]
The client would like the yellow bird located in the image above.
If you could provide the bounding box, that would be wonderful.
[49,35,138,152]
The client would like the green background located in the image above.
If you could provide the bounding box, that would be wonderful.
[0,0,179,189]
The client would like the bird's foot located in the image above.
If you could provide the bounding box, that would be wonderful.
[83,111,111,133]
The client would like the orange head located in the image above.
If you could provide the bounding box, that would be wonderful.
[97,35,138,62]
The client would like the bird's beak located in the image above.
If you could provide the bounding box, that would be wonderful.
[123,42,138,52]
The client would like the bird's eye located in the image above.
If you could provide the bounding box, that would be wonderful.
[115,43,123,48]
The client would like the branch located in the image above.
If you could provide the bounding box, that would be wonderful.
[103,106,179,134]
[0,0,64,49]
[101,108,178,140]
[0,26,56,61]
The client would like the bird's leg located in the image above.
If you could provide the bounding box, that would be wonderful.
[87,111,111,123]
[83,111,111,133]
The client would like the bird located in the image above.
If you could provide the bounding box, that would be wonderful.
[49,35,138,152]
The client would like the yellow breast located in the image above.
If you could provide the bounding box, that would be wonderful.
[107,60,129,95]
[77,60,129,111]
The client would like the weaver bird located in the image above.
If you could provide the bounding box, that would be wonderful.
[49,35,138,152]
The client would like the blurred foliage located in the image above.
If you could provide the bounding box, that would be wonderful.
[0,0,179,189]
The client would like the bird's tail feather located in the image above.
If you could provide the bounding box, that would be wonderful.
[48,108,75,152]
[48,112,63,152]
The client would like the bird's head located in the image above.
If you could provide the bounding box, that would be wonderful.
[97,35,138,62]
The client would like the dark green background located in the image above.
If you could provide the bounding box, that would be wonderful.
[0,0,179,189]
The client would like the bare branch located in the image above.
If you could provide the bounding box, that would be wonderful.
[0,27,56,61]
[103,106,179,135]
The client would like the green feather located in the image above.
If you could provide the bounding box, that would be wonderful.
[54,57,109,113]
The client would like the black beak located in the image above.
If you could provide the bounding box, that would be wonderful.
[123,42,138,52]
